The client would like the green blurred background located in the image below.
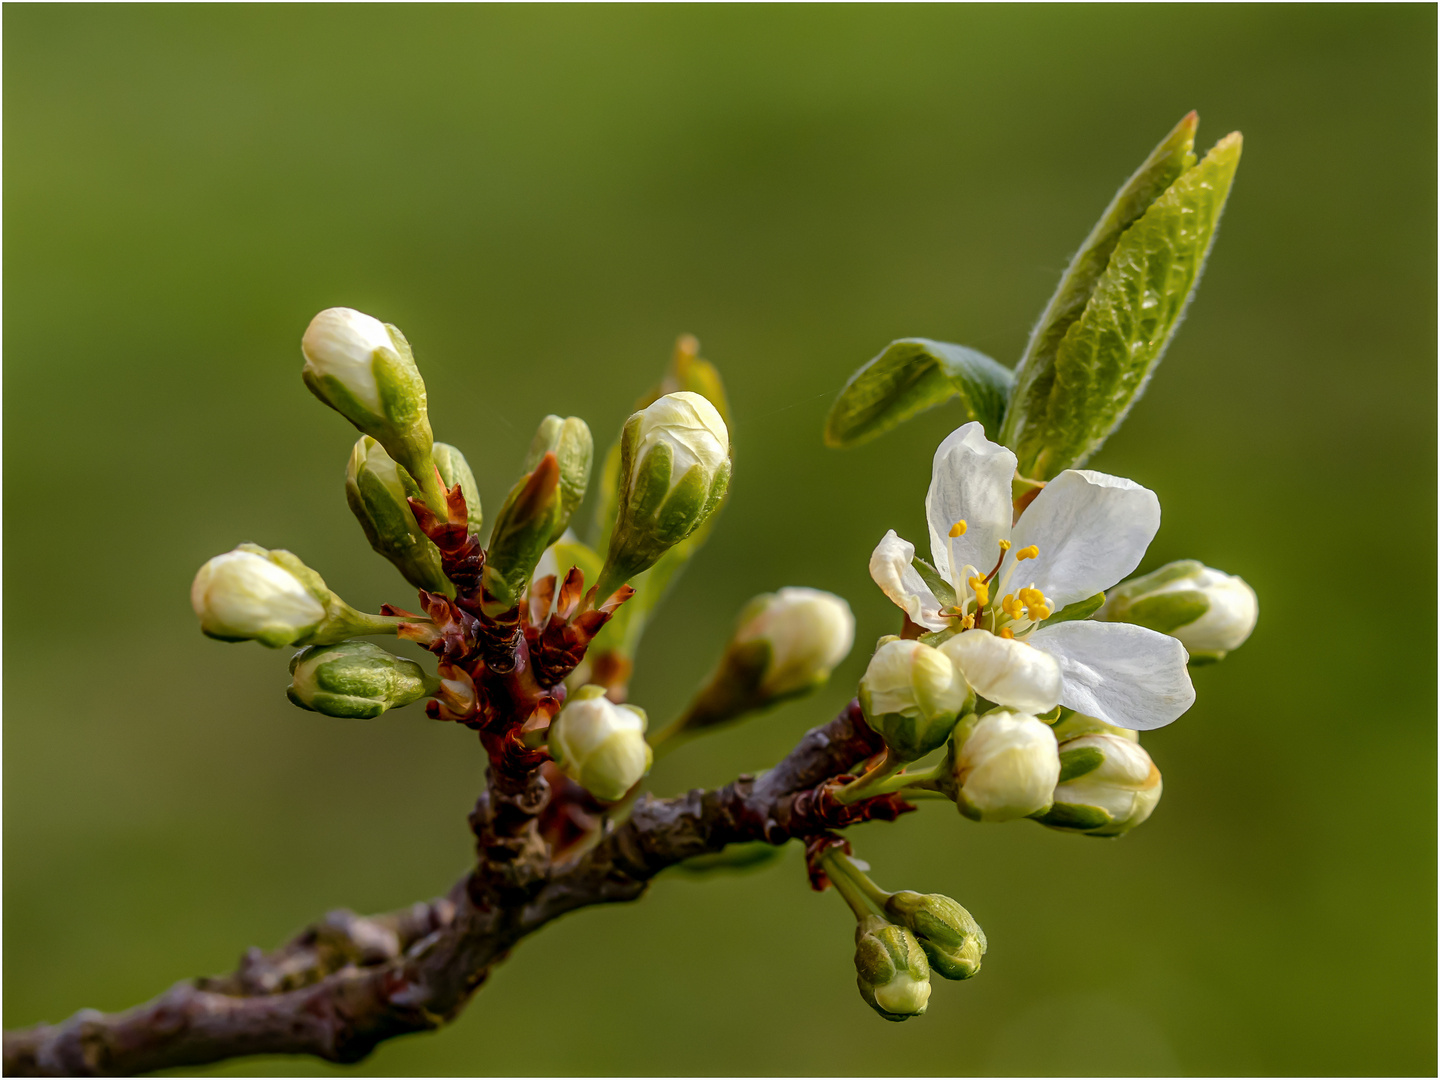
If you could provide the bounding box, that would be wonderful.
[5,5,1435,1076]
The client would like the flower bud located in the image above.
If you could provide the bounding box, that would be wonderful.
[597,392,730,596]
[287,641,437,719]
[191,544,398,649]
[859,638,971,761]
[1099,559,1258,662]
[1048,710,1139,743]
[1035,733,1163,837]
[547,685,652,801]
[432,441,484,536]
[524,415,593,543]
[735,588,855,698]
[884,891,987,980]
[301,307,445,513]
[482,453,565,611]
[346,437,449,594]
[853,915,931,1021]
[944,710,1060,822]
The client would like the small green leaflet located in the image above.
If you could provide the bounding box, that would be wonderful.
[824,338,1014,449]
[1008,127,1243,479]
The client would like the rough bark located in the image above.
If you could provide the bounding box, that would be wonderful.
[4,702,900,1077]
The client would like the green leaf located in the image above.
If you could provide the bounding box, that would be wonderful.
[824,338,1013,449]
[1001,113,1198,463]
[912,555,957,608]
[1007,126,1242,478]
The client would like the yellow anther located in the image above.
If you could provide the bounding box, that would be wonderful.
[967,576,990,608]
[998,539,1012,552]
[949,520,968,538]
[1001,594,1025,620]
[998,627,1015,639]
[1016,545,1039,561]
[960,614,975,630]
[1029,604,1052,620]
[1019,587,1045,607]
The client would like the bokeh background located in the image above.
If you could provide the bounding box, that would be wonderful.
[5,5,1435,1076]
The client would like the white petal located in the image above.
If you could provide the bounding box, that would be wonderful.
[939,630,1061,713]
[1009,469,1160,609]
[1029,620,1194,731]
[924,422,1016,584]
[869,531,948,631]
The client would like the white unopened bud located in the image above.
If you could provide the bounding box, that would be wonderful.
[598,392,731,596]
[1037,733,1162,836]
[191,544,402,649]
[1099,559,1258,662]
[548,685,652,801]
[948,710,1060,822]
[630,391,729,490]
[301,307,446,515]
[860,638,971,761]
[734,587,855,698]
[301,308,395,416]
[191,548,325,648]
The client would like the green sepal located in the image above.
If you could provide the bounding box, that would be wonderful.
[1125,590,1209,634]
[524,416,593,542]
[1007,127,1243,479]
[912,556,957,608]
[1033,801,1113,832]
[1057,745,1106,783]
[825,338,1014,449]
[1039,591,1106,629]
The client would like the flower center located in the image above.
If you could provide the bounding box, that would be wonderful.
[941,524,1053,638]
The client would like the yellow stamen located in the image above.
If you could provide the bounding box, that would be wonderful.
[1016,545,1039,561]
[998,627,1015,639]
[949,520,968,538]
[1029,604,1051,620]
[960,614,975,630]
[967,576,989,608]
[1001,594,1025,620]
[998,539,1011,552]
[1019,587,1045,607]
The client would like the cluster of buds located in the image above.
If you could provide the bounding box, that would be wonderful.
[189,308,756,814]
[818,846,986,1022]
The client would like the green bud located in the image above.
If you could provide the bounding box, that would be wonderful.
[1035,733,1163,837]
[859,638,972,761]
[432,441,484,536]
[482,453,565,611]
[524,416,593,543]
[1098,559,1258,663]
[884,891,987,980]
[191,544,403,649]
[287,641,438,719]
[597,392,730,597]
[301,307,446,515]
[547,685,652,801]
[346,436,449,594]
[854,915,931,1022]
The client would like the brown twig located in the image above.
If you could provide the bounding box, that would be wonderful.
[3,702,894,1077]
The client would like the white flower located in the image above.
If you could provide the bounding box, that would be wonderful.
[548,686,652,801]
[1041,733,1162,836]
[191,549,325,646]
[950,710,1060,822]
[301,307,396,415]
[631,391,729,490]
[734,587,855,697]
[1101,559,1258,660]
[870,421,1194,731]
